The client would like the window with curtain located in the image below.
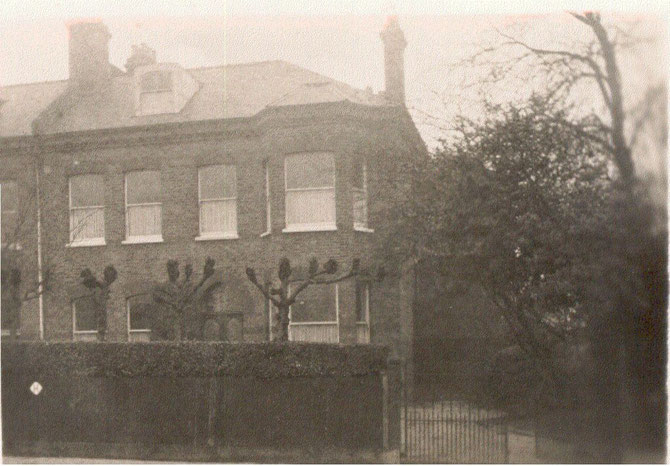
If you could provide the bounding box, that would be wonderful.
[198,165,237,238]
[284,152,336,231]
[352,158,368,229]
[125,170,162,242]
[69,174,105,245]
[1,180,17,245]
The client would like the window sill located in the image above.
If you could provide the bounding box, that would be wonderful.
[1,330,20,336]
[122,236,164,245]
[195,233,239,241]
[283,224,337,233]
[354,226,374,233]
[260,231,271,238]
[66,239,106,248]
[1,242,22,251]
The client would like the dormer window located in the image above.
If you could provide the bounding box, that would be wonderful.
[133,63,198,116]
[139,70,174,115]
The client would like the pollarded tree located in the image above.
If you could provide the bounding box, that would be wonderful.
[151,257,215,341]
[79,265,118,341]
[246,257,382,342]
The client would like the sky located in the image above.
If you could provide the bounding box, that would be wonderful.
[0,0,667,178]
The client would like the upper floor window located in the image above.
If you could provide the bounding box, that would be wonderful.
[69,174,105,246]
[284,152,336,232]
[352,158,369,230]
[1,180,17,245]
[262,160,271,235]
[198,165,237,239]
[124,170,162,243]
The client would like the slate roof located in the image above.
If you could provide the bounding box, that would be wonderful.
[0,60,388,138]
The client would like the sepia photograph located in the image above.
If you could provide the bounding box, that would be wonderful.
[0,0,667,463]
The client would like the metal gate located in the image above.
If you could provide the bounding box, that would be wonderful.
[401,385,509,463]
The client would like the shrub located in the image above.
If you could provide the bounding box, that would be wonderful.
[1,341,390,378]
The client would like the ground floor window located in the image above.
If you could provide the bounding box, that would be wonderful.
[127,294,153,342]
[288,283,339,343]
[72,295,98,341]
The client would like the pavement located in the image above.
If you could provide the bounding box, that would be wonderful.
[3,458,173,464]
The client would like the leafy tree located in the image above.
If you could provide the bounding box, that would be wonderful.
[386,96,616,400]
[151,257,215,341]
[246,257,370,342]
[79,265,118,341]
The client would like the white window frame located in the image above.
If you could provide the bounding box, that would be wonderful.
[195,165,238,241]
[283,153,337,233]
[122,171,163,244]
[287,283,340,343]
[261,160,272,237]
[72,297,98,340]
[126,295,152,341]
[67,175,106,247]
[353,160,374,233]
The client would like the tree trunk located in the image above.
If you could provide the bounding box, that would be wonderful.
[276,304,290,342]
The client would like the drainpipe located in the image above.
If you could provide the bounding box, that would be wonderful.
[36,161,44,340]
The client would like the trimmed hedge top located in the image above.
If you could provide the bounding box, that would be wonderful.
[1,341,390,378]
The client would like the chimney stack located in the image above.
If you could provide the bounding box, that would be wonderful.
[380,16,407,105]
[67,21,112,89]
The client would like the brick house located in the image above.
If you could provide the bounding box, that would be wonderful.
[0,18,425,363]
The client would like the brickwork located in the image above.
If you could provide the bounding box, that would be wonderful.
[1,103,423,362]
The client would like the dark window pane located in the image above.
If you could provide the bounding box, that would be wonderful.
[140,70,172,92]
[126,171,161,204]
[128,295,155,330]
[285,153,335,189]
[290,283,336,322]
[199,165,236,199]
[355,282,364,321]
[70,175,104,207]
[74,295,98,332]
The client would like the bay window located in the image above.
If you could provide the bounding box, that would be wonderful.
[124,170,162,243]
[288,283,339,343]
[69,174,105,246]
[197,165,237,239]
[284,152,336,232]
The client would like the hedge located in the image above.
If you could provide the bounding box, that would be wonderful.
[1,341,390,378]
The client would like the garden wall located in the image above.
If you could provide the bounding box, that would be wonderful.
[2,341,400,462]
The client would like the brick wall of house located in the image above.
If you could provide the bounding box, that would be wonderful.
[8,103,421,362]
[1,149,41,339]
